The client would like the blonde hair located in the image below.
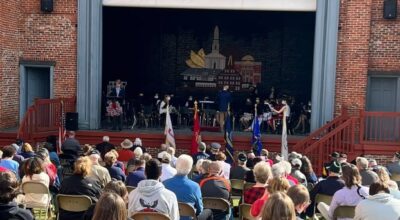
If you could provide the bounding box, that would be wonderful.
[105,151,117,166]
[22,143,34,153]
[254,161,272,184]
[261,192,296,220]
[74,156,92,177]
[267,177,290,194]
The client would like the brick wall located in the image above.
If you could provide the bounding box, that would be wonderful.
[0,0,78,129]
[363,154,395,167]
[0,1,21,128]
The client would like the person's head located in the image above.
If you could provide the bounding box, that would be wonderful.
[392,152,400,162]
[15,139,24,147]
[92,192,127,220]
[339,153,348,163]
[198,142,206,153]
[141,153,152,162]
[83,144,93,155]
[374,167,398,189]
[145,159,162,180]
[271,163,286,178]
[208,161,223,176]
[267,177,290,194]
[89,150,101,165]
[161,153,171,164]
[43,142,55,153]
[300,156,314,175]
[341,163,362,188]
[134,147,143,159]
[68,130,76,138]
[328,161,342,176]
[223,85,229,91]
[369,159,377,168]
[74,156,92,177]
[160,143,168,151]
[115,79,121,87]
[164,95,171,101]
[330,152,340,161]
[253,161,272,184]
[36,148,50,162]
[261,192,296,220]
[369,181,390,195]
[105,151,118,166]
[134,157,146,168]
[280,161,292,176]
[287,184,310,214]
[176,154,193,176]
[1,145,16,158]
[290,158,302,170]
[261,149,269,158]
[281,99,287,105]
[102,136,110,142]
[24,157,44,178]
[0,171,19,204]
[22,143,34,153]
[215,152,226,162]
[167,147,175,156]
[210,142,221,154]
[356,157,369,170]
[104,181,129,203]
[200,159,212,174]
[237,152,247,166]
[133,138,142,147]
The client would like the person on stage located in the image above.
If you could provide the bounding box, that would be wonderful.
[216,85,232,131]
[106,99,123,131]
[109,79,125,98]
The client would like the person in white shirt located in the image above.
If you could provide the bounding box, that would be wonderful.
[21,157,50,208]
[160,153,176,182]
[215,152,231,179]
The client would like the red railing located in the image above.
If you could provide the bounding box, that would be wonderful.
[17,97,76,142]
[292,106,349,153]
[359,110,400,146]
[304,117,357,175]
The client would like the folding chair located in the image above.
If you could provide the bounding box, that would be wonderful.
[56,194,92,220]
[178,202,197,220]
[239,203,257,220]
[315,194,333,206]
[127,186,136,193]
[131,212,171,220]
[21,181,52,220]
[242,182,255,202]
[333,206,355,220]
[230,179,244,206]
[203,197,230,212]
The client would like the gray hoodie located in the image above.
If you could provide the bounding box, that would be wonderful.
[128,179,179,220]
[354,193,400,220]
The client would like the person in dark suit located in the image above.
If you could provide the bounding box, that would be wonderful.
[109,79,125,98]
[216,85,232,131]
[95,136,115,160]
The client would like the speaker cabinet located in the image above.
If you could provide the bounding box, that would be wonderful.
[384,0,397,19]
[41,0,53,13]
[65,112,78,131]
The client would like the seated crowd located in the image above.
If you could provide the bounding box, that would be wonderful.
[0,132,399,220]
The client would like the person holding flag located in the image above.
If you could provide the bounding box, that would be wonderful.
[252,103,263,156]
[190,101,201,155]
[224,105,234,165]
[164,102,176,148]
[271,99,290,160]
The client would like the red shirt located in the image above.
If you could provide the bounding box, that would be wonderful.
[287,175,299,185]
[244,186,265,204]
[251,192,269,217]
[117,149,135,162]
[0,166,8,172]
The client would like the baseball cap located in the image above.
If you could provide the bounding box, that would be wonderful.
[328,161,341,174]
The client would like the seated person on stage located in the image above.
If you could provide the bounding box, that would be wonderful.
[128,159,179,220]
[164,155,213,220]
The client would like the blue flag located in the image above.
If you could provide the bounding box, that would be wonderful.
[224,113,234,164]
[252,116,262,156]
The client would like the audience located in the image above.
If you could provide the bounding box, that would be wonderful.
[164,154,213,220]
[215,151,231,179]
[43,142,61,169]
[61,131,81,156]
[0,145,20,178]
[96,136,115,160]
[0,171,33,220]
[300,156,317,185]
[244,161,271,204]
[92,192,128,220]
[128,159,179,220]
[387,151,400,186]
[230,152,250,180]
[21,157,50,208]
[20,143,35,159]
[322,152,340,177]
[160,153,177,182]
[354,181,400,220]
[261,192,296,220]
[260,149,274,166]
[117,139,135,162]
[356,157,379,186]
[133,147,143,160]
[290,158,307,186]
[11,143,25,164]
[287,185,311,220]
[374,166,400,199]
[193,159,211,183]
[36,148,59,188]
[167,147,178,167]
[59,156,102,220]
[306,161,345,217]
[105,151,126,182]
[157,143,168,161]
[88,150,111,188]
[317,163,369,220]
[208,142,221,161]
[126,158,146,187]
[192,142,210,165]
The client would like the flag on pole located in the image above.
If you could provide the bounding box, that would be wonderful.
[164,106,176,148]
[281,110,289,161]
[190,102,200,155]
[224,111,234,164]
[252,115,262,156]
[57,100,65,154]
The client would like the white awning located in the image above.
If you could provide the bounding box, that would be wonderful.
[102,0,317,12]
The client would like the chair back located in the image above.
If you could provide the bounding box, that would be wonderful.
[230,179,245,191]
[315,194,333,206]
[127,186,136,193]
[131,212,171,220]
[243,182,255,191]
[56,194,92,213]
[202,197,230,212]
[21,181,50,195]
[239,203,257,220]
[333,206,355,220]
[391,173,400,182]
[178,202,197,220]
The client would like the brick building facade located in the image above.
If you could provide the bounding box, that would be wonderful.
[0,0,399,163]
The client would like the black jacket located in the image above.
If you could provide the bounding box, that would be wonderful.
[95,141,115,159]
[0,202,33,220]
